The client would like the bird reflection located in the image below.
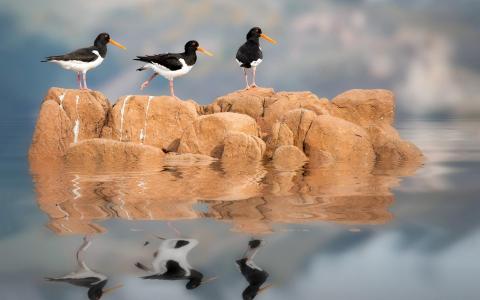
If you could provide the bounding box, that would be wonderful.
[46,236,123,299]
[236,239,272,300]
[135,233,215,290]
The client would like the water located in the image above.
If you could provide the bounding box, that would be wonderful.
[0,117,479,300]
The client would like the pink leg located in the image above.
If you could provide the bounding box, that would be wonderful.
[243,68,250,90]
[82,72,88,90]
[251,67,257,88]
[141,73,158,90]
[77,72,82,89]
[169,80,179,99]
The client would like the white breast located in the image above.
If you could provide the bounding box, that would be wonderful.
[146,58,193,81]
[52,50,104,73]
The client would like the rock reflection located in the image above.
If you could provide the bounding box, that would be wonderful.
[236,239,271,300]
[30,156,421,235]
[45,236,123,299]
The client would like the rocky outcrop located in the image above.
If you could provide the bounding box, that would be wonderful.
[177,112,259,158]
[29,86,425,235]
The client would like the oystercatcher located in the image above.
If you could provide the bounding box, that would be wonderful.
[45,236,123,300]
[42,33,126,90]
[236,27,277,89]
[236,239,272,300]
[135,238,216,289]
[134,40,213,99]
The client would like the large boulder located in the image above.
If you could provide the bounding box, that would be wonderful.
[65,138,165,171]
[29,88,110,168]
[272,145,308,170]
[304,115,375,166]
[263,91,331,132]
[206,88,275,120]
[103,95,198,151]
[281,108,317,150]
[264,122,294,158]
[222,131,266,161]
[178,112,259,158]
[330,89,395,127]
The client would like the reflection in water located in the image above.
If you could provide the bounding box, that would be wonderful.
[45,236,123,299]
[30,156,420,235]
[135,229,215,290]
[236,239,271,300]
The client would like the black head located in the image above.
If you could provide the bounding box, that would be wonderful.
[246,27,262,40]
[94,33,111,47]
[184,40,200,52]
[87,280,107,300]
[186,270,204,290]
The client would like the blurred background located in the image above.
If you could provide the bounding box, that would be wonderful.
[1,0,479,119]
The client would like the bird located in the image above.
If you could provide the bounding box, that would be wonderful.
[236,239,272,300]
[42,32,126,90]
[134,40,213,99]
[236,27,277,90]
[45,236,123,300]
[135,237,216,289]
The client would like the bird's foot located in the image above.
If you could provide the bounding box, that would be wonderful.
[140,81,149,91]
[250,83,258,88]
[243,85,251,91]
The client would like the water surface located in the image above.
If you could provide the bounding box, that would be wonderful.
[1,118,479,300]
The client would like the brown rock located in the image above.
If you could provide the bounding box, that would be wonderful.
[272,145,308,170]
[265,122,294,158]
[65,138,165,171]
[331,89,395,127]
[104,95,198,151]
[29,100,72,168]
[263,91,331,132]
[281,108,317,150]
[304,115,375,166]
[207,87,275,119]
[222,132,266,161]
[164,153,217,166]
[178,112,259,158]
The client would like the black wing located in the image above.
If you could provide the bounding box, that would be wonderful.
[45,276,101,287]
[134,53,183,71]
[42,46,98,62]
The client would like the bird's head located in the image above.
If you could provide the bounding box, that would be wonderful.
[94,32,126,50]
[88,280,123,300]
[185,40,213,56]
[185,270,204,290]
[246,27,277,44]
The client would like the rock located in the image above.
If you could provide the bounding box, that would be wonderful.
[263,91,331,132]
[272,145,308,170]
[29,88,111,167]
[103,95,198,151]
[164,153,217,166]
[29,100,72,168]
[265,122,294,158]
[304,115,375,166]
[281,108,317,150]
[222,132,266,161]
[65,138,165,171]
[331,89,395,127]
[207,87,275,120]
[178,112,259,158]
[46,87,111,141]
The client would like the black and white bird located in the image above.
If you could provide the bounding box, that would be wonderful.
[236,27,277,89]
[134,40,213,99]
[46,236,123,300]
[42,33,126,90]
[236,239,272,300]
[135,238,216,290]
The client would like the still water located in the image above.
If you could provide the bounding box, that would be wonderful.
[0,118,479,300]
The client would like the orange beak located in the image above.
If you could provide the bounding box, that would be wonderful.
[102,284,124,295]
[260,33,277,44]
[197,46,213,56]
[109,38,127,50]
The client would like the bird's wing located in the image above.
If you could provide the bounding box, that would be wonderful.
[235,44,250,64]
[44,47,99,62]
[45,276,101,287]
[134,53,183,71]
